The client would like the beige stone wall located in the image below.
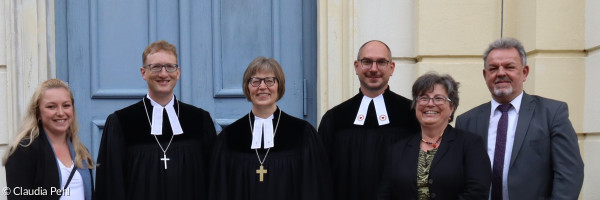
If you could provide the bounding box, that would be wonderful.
[415,0,501,118]
[583,0,600,198]
[317,0,416,115]
[318,0,593,199]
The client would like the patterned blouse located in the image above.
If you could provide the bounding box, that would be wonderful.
[417,148,438,200]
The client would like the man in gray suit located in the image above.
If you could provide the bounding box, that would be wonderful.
[455,38,584,200]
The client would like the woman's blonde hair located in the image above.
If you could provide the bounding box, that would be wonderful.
[2,79,94,169]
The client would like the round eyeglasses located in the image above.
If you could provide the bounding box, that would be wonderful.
[359,59,390,69]
[143,64,179,73]
[248,77,278,87]
[417,96,452,105]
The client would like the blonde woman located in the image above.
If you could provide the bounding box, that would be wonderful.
[3,79,94,200]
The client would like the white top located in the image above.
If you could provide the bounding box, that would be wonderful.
[353,94,390,126]
[147,94,183,135]
[487,91,523,200]
[58,159,84,200]
[251,114,275,149]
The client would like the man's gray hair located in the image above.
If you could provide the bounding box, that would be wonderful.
[483,38,527,67]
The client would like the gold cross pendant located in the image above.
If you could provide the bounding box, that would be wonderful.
[256,165,268,182]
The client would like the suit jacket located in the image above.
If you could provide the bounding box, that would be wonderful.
[5,126,94,200]
[455,92,584,200]
[378,125,491,200]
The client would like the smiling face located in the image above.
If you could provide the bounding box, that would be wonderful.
[248,71,279,110]
[415,84,454,128]
[354,41,395,97]
[141,50,180,99]
[39,88,74,137]
[484,48,529,104]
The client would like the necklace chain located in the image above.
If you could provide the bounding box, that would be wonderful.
[142,98,179,156]
[248,109,282,165]
[421,137,442,145]
[421,131,444,147]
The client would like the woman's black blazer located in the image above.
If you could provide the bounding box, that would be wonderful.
[379,125,491,200]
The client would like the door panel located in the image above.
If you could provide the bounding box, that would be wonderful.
[92,1,155,98]
[55,0,317,161]
[217,0,273,98]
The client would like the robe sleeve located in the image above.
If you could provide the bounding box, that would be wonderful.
[377,152,394,200]
[201,110,217,174]
[317,111,334,161]
[301,123,334,200]
[207,130,229,200]
[95,113,127,200]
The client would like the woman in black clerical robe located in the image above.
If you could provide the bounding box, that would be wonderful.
[378,73,491,200]
[208,56,333,200]
[4,79,95,200]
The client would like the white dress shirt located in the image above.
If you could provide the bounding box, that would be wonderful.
[487,91,523,200]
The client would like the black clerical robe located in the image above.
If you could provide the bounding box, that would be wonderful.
[95,97,216,200]
[208,108,333,200]
[318,87,420,200]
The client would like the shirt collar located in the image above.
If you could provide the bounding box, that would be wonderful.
[491,91,523,113]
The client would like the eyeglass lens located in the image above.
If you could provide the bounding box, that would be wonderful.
[250,77,277,87]
[418,97,449,105]
[360,59,389,68]
[147,64,178,72]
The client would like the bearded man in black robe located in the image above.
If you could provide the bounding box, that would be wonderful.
[96,40,216,200]
[318,40,420,200]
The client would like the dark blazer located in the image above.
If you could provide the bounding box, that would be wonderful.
[378,125,491,200]
[455,92,584,199]
[5,127,94,200]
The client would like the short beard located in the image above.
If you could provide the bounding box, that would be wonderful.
[493,86,513,97]
[360,81,388,96]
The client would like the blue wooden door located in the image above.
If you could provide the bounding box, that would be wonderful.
[55,0,317,161]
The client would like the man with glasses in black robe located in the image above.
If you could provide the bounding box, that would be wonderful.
[318,40,420,200]
[96,40,216,200]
